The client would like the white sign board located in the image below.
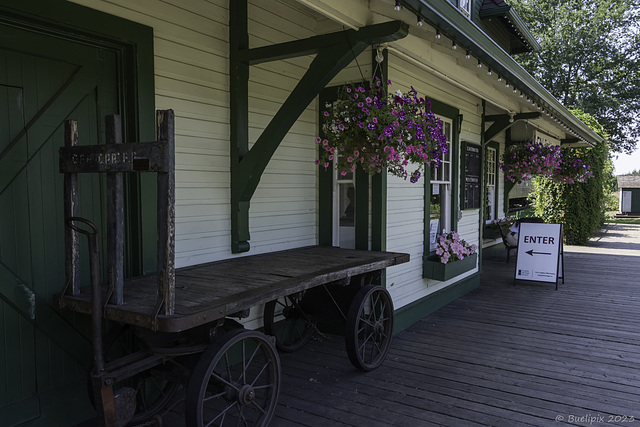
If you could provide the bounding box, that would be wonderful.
[515,222,562,284]
[429,219,440,248]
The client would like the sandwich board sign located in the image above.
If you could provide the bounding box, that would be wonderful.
[515,222,564,289]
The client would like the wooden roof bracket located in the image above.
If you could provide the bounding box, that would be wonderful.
[484,112,540,199]
[483,112,540,146]
[229,0,408,253]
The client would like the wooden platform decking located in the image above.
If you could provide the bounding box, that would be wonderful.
[155,223,640,426]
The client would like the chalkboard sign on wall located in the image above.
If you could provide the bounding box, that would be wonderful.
[464,142,482,209]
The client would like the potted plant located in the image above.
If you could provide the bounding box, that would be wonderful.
[423,231,478,281]
[316,77,448,183]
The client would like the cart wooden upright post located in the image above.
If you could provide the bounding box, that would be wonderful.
[57,110,409,426]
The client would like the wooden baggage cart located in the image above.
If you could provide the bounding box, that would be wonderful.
[56,110,409,426]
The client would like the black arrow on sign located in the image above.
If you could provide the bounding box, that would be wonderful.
[525,249,551,256]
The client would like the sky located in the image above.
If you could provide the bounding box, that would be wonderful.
[612,150,640,175]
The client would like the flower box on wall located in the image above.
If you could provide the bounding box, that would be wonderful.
[423,253,478,281]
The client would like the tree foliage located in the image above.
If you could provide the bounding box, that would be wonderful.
[508,0,640,154]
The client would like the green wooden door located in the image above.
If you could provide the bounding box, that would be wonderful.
[0,23,119,425]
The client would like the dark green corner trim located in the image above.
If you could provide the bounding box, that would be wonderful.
[484,112,540,144]
[393,273,480,333]
[355,168,369,250]
[371,48,389,253]
[229,0,408,252]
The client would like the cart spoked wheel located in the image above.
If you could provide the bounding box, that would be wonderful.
[345,285,394,372]
[185,329,280,426]
[263,292,314,352]
[88,324,179,423]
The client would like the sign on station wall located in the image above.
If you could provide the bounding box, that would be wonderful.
[515,222,564,288]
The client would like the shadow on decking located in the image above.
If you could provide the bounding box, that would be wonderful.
[268,235,640,426]
[151,225,640,427]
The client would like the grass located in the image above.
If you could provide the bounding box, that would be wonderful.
[605,217,640,224]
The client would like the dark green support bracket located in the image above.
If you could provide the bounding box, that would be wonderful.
[484,112,540,145]
[229,0,408,252]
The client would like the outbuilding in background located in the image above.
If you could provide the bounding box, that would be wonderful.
[617,175,640,216]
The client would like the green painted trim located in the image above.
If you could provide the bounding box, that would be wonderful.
[401,0,601,146]
[0,0,157,275]
[484,112,540,144]
[393,273,480,333]
[461,141,482,210]
[423,253,477,281]
[229,5,409,252]
[479,5,541,52]
[318,87,338,247]
[355,168,369,250]
[229,0,251,254]
[371,47,389,254]
[485,140,500,223]
[423,100,459,260]
[372,172,387,251]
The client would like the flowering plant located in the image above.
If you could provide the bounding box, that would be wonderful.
[487,217,513,229]
[499,139,593,184]
[435,231,478,265]
[316,77,448,183]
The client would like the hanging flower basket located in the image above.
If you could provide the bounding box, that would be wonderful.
[315,78,448,183]
[499,139,593,184]
[423,232,478,281]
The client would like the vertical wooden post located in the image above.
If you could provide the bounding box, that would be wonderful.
[229,0,251,253]
[63,120,80,296]
[106,115,124,305]
[156,110,175,316]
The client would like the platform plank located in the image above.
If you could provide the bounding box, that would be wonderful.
[80,224,640,426]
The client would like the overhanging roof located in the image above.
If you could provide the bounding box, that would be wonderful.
[617,175,640,189]
[400,0,602,147]
[479,0,541,53]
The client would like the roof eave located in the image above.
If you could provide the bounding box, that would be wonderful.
[401,0,602,147]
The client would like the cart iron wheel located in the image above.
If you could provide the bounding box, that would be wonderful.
[263,292,314,352]
[186,329,281,426]
[345,285,394,371]
[88,324,180,424]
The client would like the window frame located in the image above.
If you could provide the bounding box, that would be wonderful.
[423,100,460,268]
[485,143,499,223]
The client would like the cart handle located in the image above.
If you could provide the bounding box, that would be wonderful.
[66,217,99,253]
[65,216,105,373]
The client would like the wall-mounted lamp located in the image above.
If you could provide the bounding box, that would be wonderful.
[394,0,402,11]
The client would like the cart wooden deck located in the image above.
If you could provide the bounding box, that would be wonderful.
[57,245,409,332]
